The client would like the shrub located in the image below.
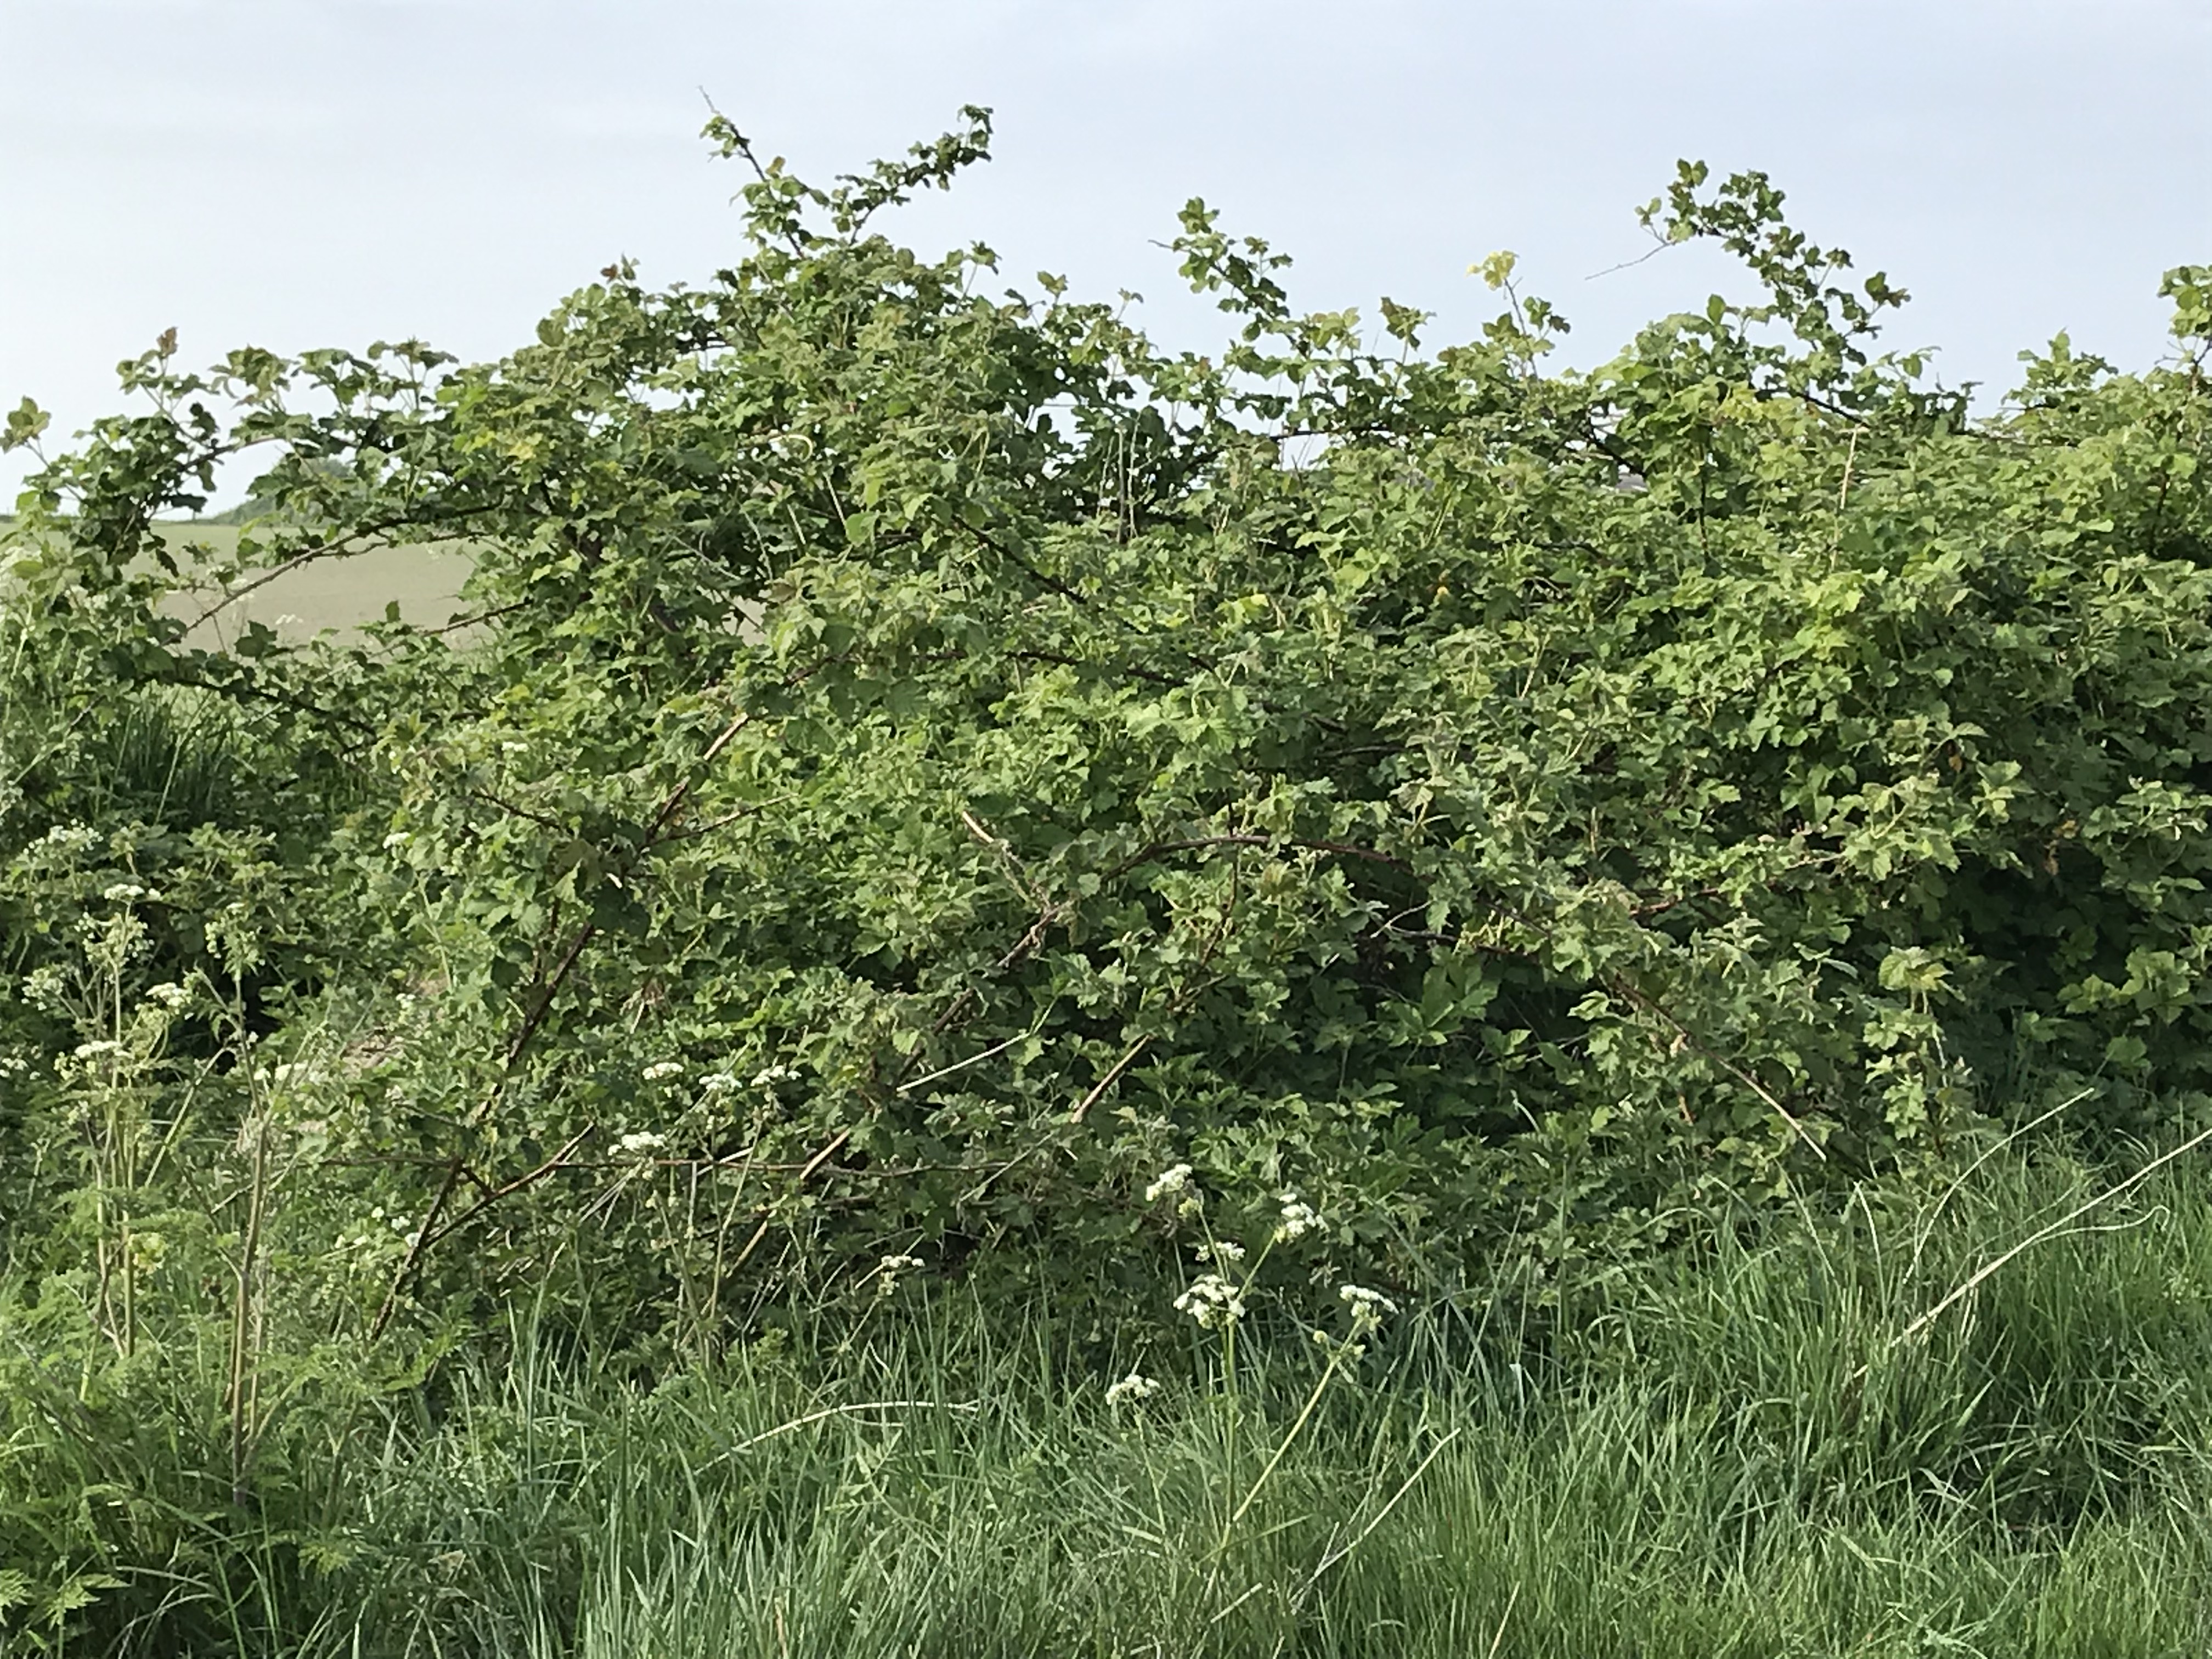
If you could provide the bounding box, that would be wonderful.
[3,117,2209,1348]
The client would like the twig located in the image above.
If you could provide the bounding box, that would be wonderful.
[371,706,755,1338]
[1474,890,1827,1160]
[1011,647,1178,688]
[419,1126,595,1251]
[953,517,1088,607]
[1606,976,1825,1160]
[962,809,1044,904]
[1069,1035,1153,1124]
[896,1023,1044,1096]
[1836,424,1864,515]
[414,599,527,637]
[888,816,1066,1090]
[179,512,459,631]
[465,787,571,835]
[181,543,358,632]
[719,1126,856,1281]
[1585,240,1674,280]
[1110,833,1410,881]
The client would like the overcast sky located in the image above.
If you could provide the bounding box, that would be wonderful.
[3,0,2207,506]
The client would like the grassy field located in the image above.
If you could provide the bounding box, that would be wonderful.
[149,522,473,647]
[2,517,472,645]
[21,1143,2212,1657]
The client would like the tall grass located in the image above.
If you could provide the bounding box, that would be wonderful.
[14,1143,2212,1657]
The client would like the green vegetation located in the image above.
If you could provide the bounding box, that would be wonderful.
[10,1147,2212,1655]
[10,1148,2212,1656]
[3,111,2210,1653]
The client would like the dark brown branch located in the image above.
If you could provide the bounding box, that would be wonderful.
[465,788,572,836]
[421,1126,596,1251]
[178,509,484,633]
[955,517,1089,607]
[1012,648,1179,688]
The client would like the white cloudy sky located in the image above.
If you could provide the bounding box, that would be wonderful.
[2,0,2207,505]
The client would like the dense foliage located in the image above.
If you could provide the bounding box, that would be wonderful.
[2,108,2210,1644]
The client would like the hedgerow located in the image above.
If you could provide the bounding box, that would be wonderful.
[4,110,2210,1368]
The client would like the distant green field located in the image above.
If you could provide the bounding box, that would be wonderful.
[150,523,472,648]
[4,519,474,647]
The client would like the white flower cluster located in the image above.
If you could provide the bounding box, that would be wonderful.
[1174,1273,1246,1329]
[20,966,66,1014]
[1274,1192,1324,1243]
[875,1252,925,1296]
[144,982,190,1011]
[1338,1284,1398,1322]
[44,823,100,854]
[699,1071,740,1095]
[101,882,148,904]
[752,1063,798,1088]
[1194,1239,1245,1266]
[1144,1163,1193,1202]
[1104,1371,1160,1407]
[618,1130,667,1155]
[641,1060,684,1082]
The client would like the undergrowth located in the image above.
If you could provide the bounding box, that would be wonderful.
[7,1143,2211,1657]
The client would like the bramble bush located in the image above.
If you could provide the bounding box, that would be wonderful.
[3,111,2211,1448]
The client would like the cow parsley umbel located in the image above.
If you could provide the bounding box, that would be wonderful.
[1173,1273,1246,1330]
[1144,1163,1193,1202]
[1104,1371,1160,1408]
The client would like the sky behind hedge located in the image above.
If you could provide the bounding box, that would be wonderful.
[3,0,2206,506]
